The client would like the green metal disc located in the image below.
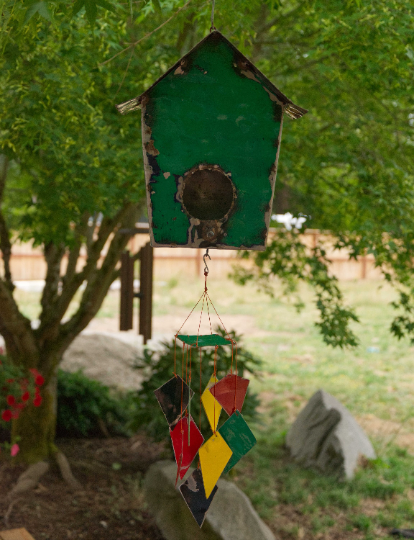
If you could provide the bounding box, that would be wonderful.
[177,334,232,347]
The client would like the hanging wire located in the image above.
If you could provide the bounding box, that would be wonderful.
[173,335,177,376]
[177,248,233,342]
[210,0,216,31]
[188,346,192,445]
[199,347,202,433]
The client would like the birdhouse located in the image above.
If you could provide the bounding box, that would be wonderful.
[117,30,307,250]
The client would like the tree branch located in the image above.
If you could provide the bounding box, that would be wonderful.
[39,241,65,326]
[0,155,14,292]
[257,1,308,35]
[36,202,138,352]
[0,279,38,364]
[55,202,139,357]
[98,0,193,67]
[62,214,89,289]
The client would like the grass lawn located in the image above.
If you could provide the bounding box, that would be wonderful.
[13,276,414,539]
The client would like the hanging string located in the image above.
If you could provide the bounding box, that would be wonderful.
[233,351,238,414]
[185,343,189,385]
[205,289,231,340]
[176,289,206,336]
[205,279,213,335]
[235,342,238,376]
[199,347,202,433]
[177,249,231,342]
[213,345,218,434]
[188,346,192,445]
[196,294,206,345]
[234,341,238,414]
[180,342,185,429]
[189,346,192,387]
[178,341,185,486]
[210,0,216,31]
[173,334,177,377]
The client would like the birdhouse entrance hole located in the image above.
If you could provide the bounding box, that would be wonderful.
[182,167,235,222]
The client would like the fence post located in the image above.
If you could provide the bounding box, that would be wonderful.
[120,251,134,331]
[139,242,153,344]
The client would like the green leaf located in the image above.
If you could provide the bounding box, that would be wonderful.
[24,1,53,24]
[95,0,116,14]
[152,0,162,13]
[84,0,98,26]
[72,0,85,17]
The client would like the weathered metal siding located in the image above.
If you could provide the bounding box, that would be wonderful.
[142,32,284,250]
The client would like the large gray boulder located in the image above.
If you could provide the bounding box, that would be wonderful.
[144,460,276,540]
[286,389,376,479]
[61,333,143,390]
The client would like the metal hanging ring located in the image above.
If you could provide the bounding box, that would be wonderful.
[203,248,211,275]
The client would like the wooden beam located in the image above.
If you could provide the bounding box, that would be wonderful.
[139,242,153,344]
[120,251,134,331]
[0,529,36,540]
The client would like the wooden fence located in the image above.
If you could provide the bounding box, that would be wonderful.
[3,229,382,282]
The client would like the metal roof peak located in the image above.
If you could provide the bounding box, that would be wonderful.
[116,30,307,120]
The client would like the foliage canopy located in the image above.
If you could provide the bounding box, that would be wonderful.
[0,0,413,461]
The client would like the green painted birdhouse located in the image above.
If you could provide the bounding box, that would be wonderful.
[117,31,307,250]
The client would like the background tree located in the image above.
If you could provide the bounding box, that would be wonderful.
[238,0,414,343]
[0,0,413,480]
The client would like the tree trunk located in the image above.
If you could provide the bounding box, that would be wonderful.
[11,367,58,464]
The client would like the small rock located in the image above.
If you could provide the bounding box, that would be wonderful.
[286,389,376,478]
[144,460,275,540]
[100,521,108,529]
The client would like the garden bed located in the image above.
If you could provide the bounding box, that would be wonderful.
[0,435,167,540]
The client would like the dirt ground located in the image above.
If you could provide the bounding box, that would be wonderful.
[0,434,168,540]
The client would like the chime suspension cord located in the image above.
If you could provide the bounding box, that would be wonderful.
[213,345,218,434]
[173,334,177,377]
[205,289,231,340]
[210,0,216,31]
[188,346,192,445]
[199,347,202,433]
[234,342,238,413]
[176,289,205,336]
[177,248,229,340]
[197,294,206,344]
[180,342,185,432]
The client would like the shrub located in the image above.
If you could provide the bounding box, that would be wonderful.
[56,369,135,438]
[0,354,44,422]
[0,353,45,457]
[128,328,262,441]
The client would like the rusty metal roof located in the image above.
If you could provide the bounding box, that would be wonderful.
[116,30,307,120]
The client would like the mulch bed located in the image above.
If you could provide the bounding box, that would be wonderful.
[0,434,170,540]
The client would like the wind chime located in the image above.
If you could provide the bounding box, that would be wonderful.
[117,1,307,526]
[152,250,255,525]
